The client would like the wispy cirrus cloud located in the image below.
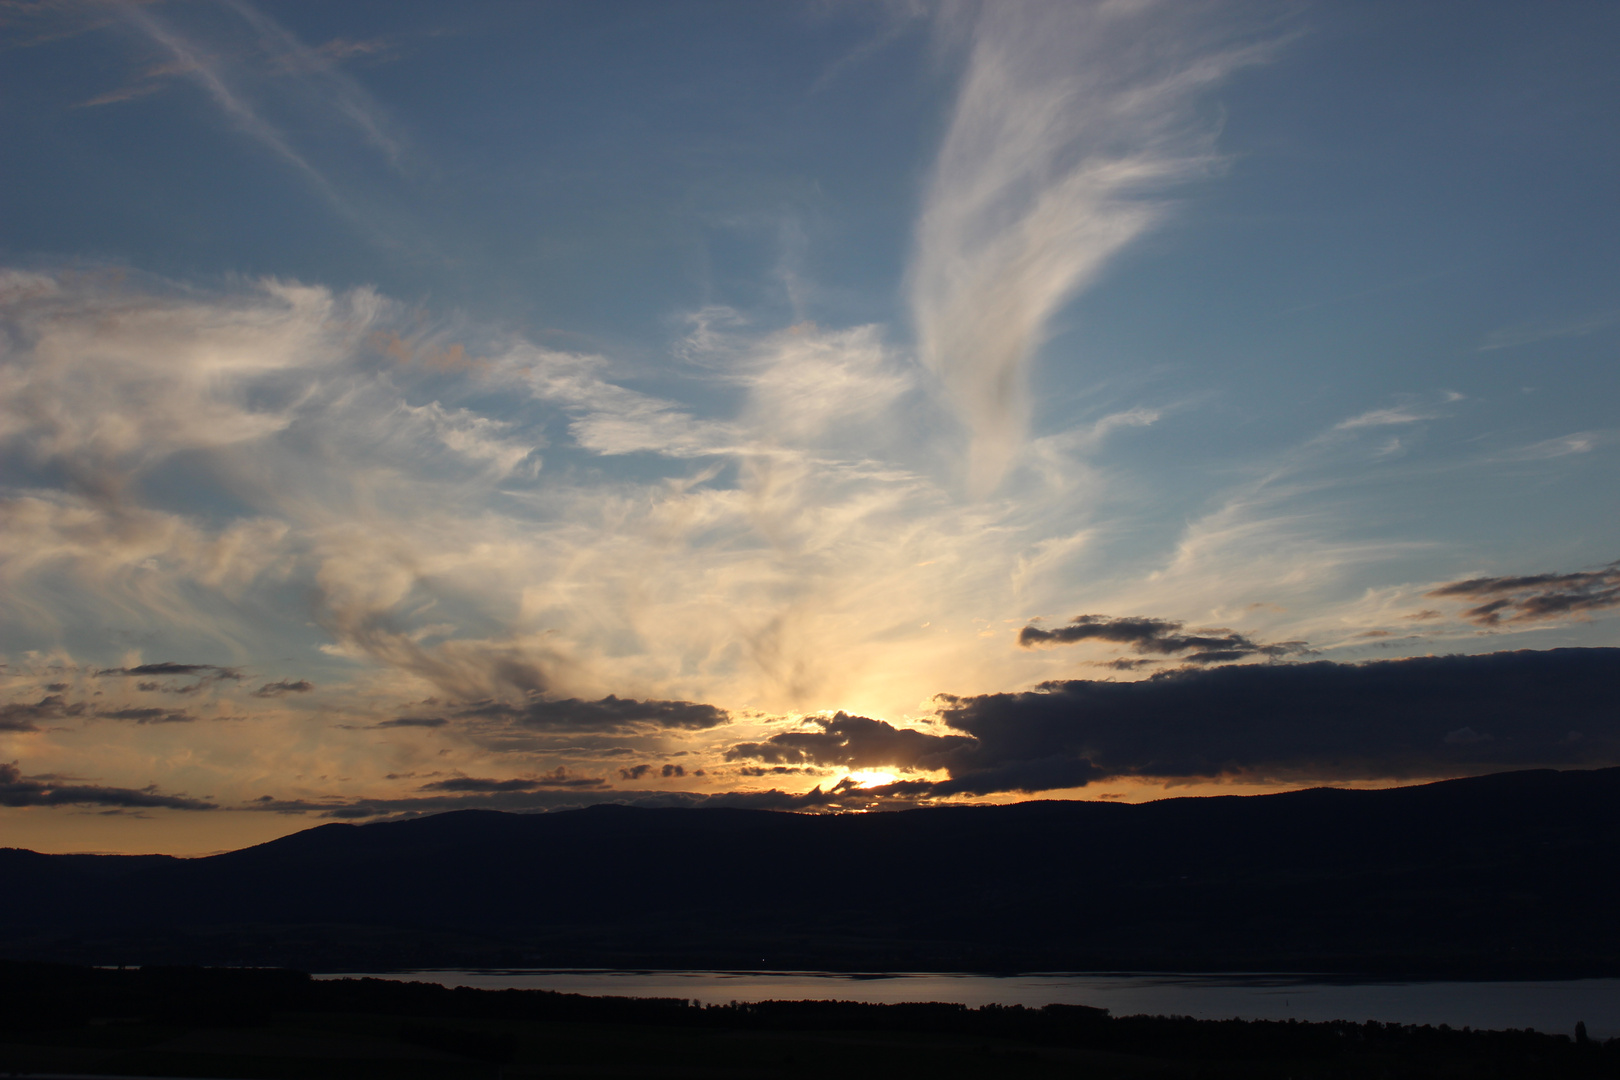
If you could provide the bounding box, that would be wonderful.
[75,0,413,245]
[1495,431,1616,462]
[1333,405,1441,431]
[808,0,928,94]
[212,0,406,166]
[117,3,340,199]
[910,0,1278,493]
[75,79,166,108]
[5,260,1554,760]
[1479,310,1620,352]
[5,4,1617,846]
[0,0,153,51]
[0,268,1019,727]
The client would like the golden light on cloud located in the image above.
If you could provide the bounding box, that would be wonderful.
[4,0,1617,862]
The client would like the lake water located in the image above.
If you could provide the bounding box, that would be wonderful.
[319,969,1620,1039]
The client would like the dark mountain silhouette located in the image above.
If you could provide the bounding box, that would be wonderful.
[3,766,1618,975]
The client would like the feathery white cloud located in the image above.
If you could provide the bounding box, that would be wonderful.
[909,0,1273,494]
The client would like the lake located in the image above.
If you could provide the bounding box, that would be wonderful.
[318,969,1620,1039]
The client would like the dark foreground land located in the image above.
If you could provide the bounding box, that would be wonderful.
[1,961,1616,1079]
[3,766,1620,975]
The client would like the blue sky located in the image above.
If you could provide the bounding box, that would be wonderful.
[2,0,1617,852]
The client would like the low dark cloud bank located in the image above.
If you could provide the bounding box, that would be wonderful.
[1018,614,1310,663]
[458,694,729,732]
[240,647,1620,820]
[0,695,84,731]
[376,716,448,729]
[616,762,688,780]
[725,711,972,771]
[1429,561,1620,625]
[99,707,195,725]
[96,661,244,697]
[0,696,195,729]
[252,679,313,698]
[418,767,606,793]
[729,648,1620,796]
[95,662,240,679]
[2,668,309,732]
[244,784,856,819]
[0,762,214,810]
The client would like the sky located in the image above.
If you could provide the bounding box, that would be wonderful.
[2,0,1617,854]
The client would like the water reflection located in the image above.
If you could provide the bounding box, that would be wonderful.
[317,969,1620,1039]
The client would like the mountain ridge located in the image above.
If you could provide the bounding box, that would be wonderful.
[3,766,1617,976]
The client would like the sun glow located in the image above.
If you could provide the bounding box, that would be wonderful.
[844,770,897,789]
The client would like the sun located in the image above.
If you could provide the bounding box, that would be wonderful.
[843,770,897,789]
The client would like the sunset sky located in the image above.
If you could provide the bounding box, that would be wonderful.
[2,0,1617,854]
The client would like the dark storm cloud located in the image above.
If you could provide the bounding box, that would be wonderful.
[616,763,686,781]
[96,662,243,699]
[733,765,828,777]
[99,707,195,724]
[922,647,1620,790]
[245,647,1620,820]
[376,716,448,728]
[418,778,544,793]
[3,694,220,727]
[724,711,972,769]
[698,788,844,811]
[1018,614,1310,663]
[418,767,608,793]
[0,761,215,810]
[1094,658,1158,671]
[0,695,86,731]
[718,648,1620,800]
[240,777,895,819]
[252,679,314,698]
[246,787,659,819]
[695,780,943,811]
[96,662,242,679]
[458,694,730,732]
[719,712,1081,798]
[240,782,914,819]
[1428,561,1620,625]
[239,770,1028,820]
[866,757,1108,798]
